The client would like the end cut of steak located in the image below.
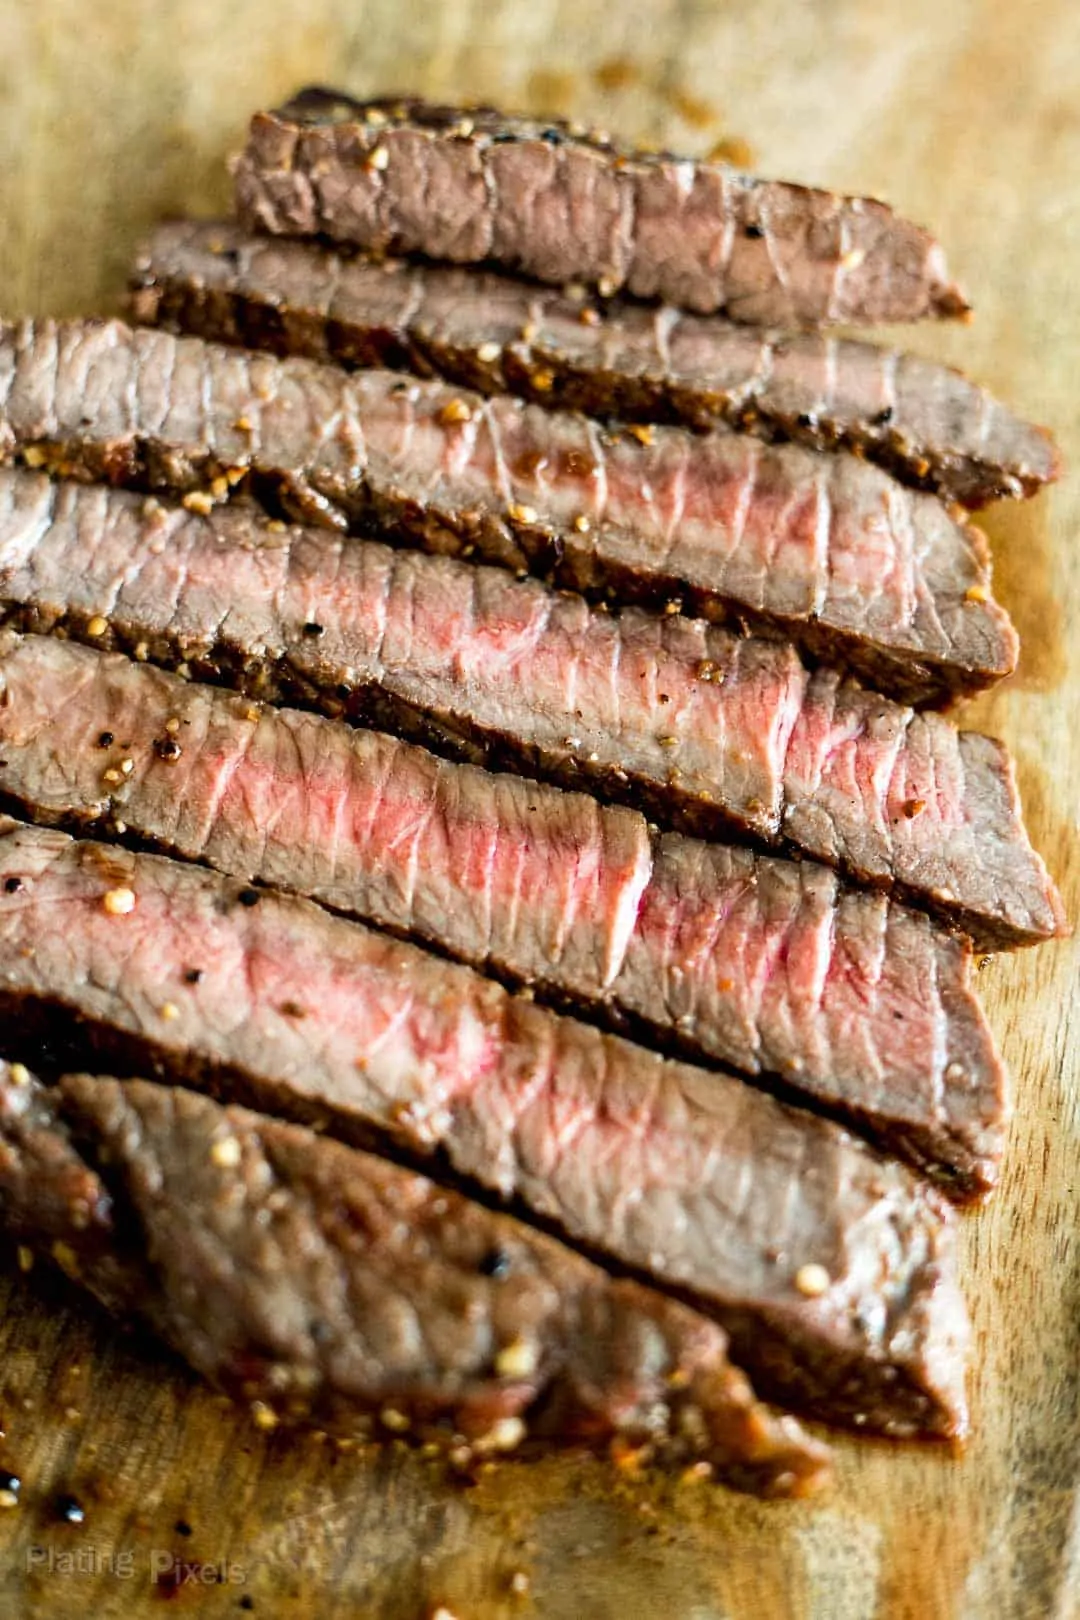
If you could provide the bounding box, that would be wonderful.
[0,630,1007,1194]
[0,316,1016,707]
[0,817,970,1439]
[131,220,1059,507]
[232,88,969,327]
[0,1067,832,1496]
[0,472,1062,950]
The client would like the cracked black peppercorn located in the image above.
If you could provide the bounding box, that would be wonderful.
[478,1248,511,1278]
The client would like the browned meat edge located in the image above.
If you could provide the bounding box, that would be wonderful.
[233,88,968,327]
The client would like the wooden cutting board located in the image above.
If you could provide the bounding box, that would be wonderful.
[0,2,1076,1615]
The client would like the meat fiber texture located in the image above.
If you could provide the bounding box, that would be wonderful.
[132,219,1060,507]
[0,471,1062,950]
[0,817,970,1439]
[232,89,969,327]
[0,1065,832,1496]
[0,316,1017,706]
[0,629,1007,1195]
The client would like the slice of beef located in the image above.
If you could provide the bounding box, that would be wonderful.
[0,316,1017,707]
[131,220,1058,508]
[232,88,968,327]
[0,816,970,1439]
[0,471,1061,950]
[0,1066,832,1495]
[0,629,1007,1194]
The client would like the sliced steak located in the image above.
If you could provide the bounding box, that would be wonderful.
[0,1067,831,1495]
[0,630,1006,1193]
[0,472,1061,949]
[0,817,970,1439]
[0,316,1017,707]
[233,88,968,327]
[131,220,1058,507]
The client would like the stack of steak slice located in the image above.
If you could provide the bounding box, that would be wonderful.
[0,627,1008,1195]
[132,219,1060,508]
[0,817,970,1441]
[0,87,1064,1492]
[0,316,1017,707]
[0,471,1060,950]
[0,1065,832,1496]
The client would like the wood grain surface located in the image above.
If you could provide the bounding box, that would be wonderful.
[0,2,1076,1616]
